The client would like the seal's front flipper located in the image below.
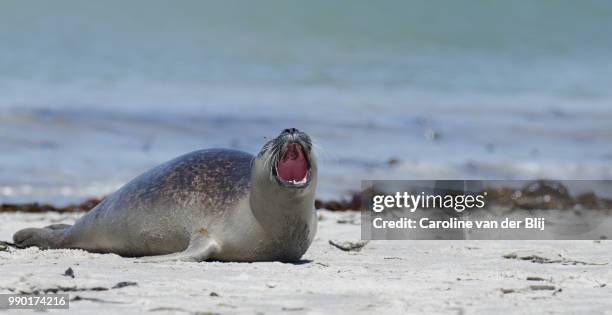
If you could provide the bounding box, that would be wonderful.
[136,237,220,263]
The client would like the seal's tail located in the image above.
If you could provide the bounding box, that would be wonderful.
[13,224,72,249]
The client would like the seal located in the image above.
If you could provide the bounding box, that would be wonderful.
[13,128,318,262]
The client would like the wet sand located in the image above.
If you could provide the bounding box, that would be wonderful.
[1,210,611,314]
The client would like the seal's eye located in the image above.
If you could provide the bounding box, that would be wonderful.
[275,143,309,185]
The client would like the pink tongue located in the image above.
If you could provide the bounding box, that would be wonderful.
[277,144,308,182]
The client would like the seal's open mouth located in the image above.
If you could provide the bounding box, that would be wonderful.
[275,143,310,186]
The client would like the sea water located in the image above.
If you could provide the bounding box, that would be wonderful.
[1,0,611,203]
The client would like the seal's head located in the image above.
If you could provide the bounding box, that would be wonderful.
[251,129,318,261]
[254,128,317,193]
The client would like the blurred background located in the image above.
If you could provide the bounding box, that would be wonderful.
[1,0,611,204]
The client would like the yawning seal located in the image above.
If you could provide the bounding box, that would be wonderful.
[13,128,318,262]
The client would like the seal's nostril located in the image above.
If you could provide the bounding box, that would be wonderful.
[283,128,298,134]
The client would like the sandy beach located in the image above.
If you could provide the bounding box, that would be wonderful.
[1,210,610,314]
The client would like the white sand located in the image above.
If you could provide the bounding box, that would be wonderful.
[1,211,611,314]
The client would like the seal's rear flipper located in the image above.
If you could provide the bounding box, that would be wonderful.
[13,224,71,249]
[135,237,220,263]
[45,224,72,230]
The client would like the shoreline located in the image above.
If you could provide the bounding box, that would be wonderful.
[2,180,611,214]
